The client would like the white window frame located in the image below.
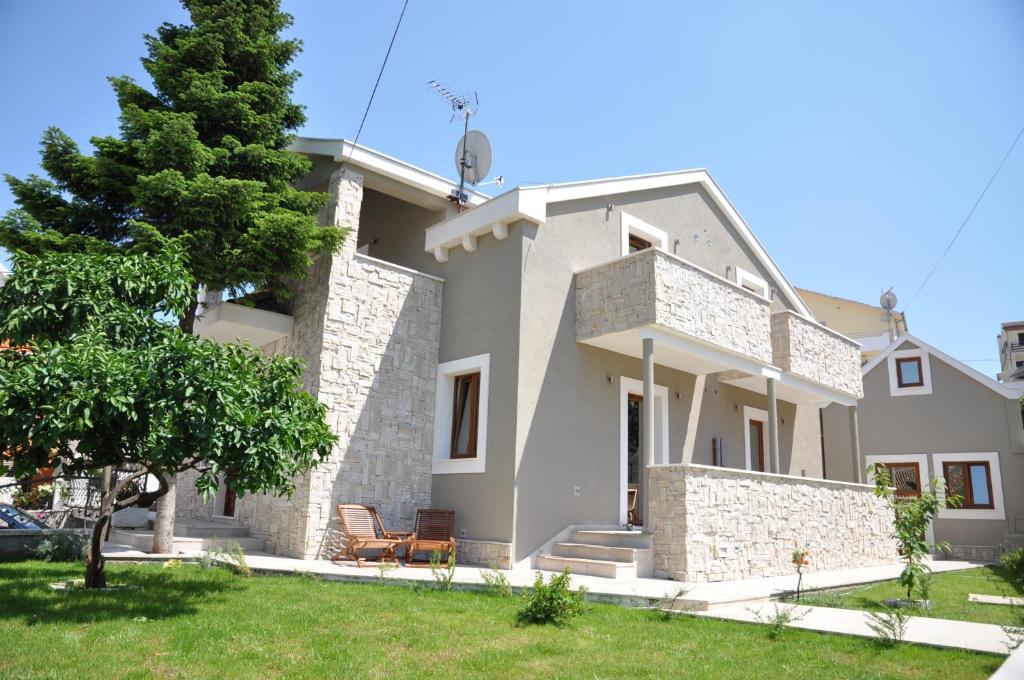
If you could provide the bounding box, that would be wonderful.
[432,353,490,474]
[619,376,669,525]
[620,212,668,256]
[865,453,934,544]
[932,452,1004,520]
[735,266,770,299]
[887,348,933,396]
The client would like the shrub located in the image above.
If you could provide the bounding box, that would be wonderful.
[481,565,513,597]
[1000,546,1024,578]
[516,569,586,626]
[747,604,807,639]
[429,547,457,591]
[32,532,87,562]
[867,605,909,645]
[12,484,53,510]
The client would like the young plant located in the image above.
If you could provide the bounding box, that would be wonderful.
[481,564,513,597]
[747,604,807,640]
[871,465,958,602]
[377,561,398,581]
[429,547,457,591]
[792,547,810,601]
[32,532,87,562]
[656,585,694,620]
[866,605,909,645]
[1000,546,1024,579]
[516,569,587,627]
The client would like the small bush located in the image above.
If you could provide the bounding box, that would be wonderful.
[516,569,586,627]
[748,604,807,639]
[1000,546,1024,578]
[429,547,457,591]
[481,565,513,597]
[32,532,87,562]
[655,586,693,620]
[13,485,53,510]
[867,605,909,645]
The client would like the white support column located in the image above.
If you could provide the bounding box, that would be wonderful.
[642,336,655,527]
[849,404,863,484]
[767,377,781,473]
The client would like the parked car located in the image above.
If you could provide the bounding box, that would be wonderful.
[0,503,52,530]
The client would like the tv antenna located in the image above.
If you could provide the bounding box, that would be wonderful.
[880,287,898,341]
[427,80,492,211]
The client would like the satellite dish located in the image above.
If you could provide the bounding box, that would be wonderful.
[455,130,492,185]
[880,289,897,312]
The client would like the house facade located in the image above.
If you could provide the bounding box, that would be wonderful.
[998,321,1024,384]
[823,334,1024,561]
[177,139,897,581]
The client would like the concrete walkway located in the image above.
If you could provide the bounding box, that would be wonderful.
[695,601,1013,655]
[103,543,1004,654]
[969,593,1024,606]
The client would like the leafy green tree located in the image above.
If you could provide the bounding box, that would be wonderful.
[0,245,336,587]
[871,465,960,602]
[0,0,346,549]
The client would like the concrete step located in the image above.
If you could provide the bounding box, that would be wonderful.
[535,554,637,579]
[108,529,264,554]
[552,542,637,563]
[571,529,652,550]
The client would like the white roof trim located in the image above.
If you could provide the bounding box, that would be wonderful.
[423,187,547,255]
[862,333,1024,400]
[288,137,489,207]
[422,168,814,318]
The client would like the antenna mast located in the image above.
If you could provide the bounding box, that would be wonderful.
[427,80,479,211]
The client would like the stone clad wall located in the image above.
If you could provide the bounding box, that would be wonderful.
[575,252,657,340]
[648,464,897,582]
[575,250,771,364]
[771,311,863,398]
[652,252,771,363]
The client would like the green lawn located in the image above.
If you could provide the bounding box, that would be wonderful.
[0,561,1003,680]
[799,566,1023,626]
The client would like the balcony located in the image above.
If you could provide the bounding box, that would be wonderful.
[770,311,863,399]
[575,249,772,374]
[194,301,294,347]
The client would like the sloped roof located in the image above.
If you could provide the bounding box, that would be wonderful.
[862,333,1022,400]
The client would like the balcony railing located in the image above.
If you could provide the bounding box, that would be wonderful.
[771,311,863,398]
[575,249,773,365]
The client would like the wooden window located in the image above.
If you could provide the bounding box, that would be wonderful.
[628,234,653,253]
[450,372,481,459]
[748,420,766,472]
[876,462,921,498]
[895,356,924,388]
[942,461,994,509]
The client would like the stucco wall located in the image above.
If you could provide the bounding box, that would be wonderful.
[771,311,863,398]
[648,464,898,582]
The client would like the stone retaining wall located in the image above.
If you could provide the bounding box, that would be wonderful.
[648,464,898,582]
[455,538,513,569]
[771,311,863,398]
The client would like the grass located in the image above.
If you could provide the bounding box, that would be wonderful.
[0,560,1003,680]
[799,566,1023,626]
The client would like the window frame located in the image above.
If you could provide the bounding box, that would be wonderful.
[895,356,924,388]
[628,233,653,253]
[886,348,933,396]
[620,212,668,256]
[932,452,1004,520]
[449,372,481,460]
[433,354,490,474]
[735,266,770,299]
[942,460,994,510]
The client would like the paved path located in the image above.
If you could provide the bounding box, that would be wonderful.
[103,543,1003,654]
[969,593,1024,606]
[695,601,1012,655]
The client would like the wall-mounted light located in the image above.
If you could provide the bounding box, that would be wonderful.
[606,375,613,384]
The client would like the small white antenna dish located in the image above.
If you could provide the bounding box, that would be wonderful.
[454,130,492,185]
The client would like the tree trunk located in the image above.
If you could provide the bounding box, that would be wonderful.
[151,473,176,554]
[151,293,199,553]
[84,466,112,588]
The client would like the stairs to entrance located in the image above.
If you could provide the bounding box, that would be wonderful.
[535,529,653,579]
[108,517,264,554]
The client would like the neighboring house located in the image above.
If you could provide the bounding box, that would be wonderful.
[823,334,1024,561]
[998,321,1024,384]
[796,288,908,364]
[176,139,897,581]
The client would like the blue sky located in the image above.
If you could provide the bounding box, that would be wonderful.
[1,1,1021,375]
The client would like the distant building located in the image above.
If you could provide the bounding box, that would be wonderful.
[998,321,1024,384]
[796,288,909,363]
